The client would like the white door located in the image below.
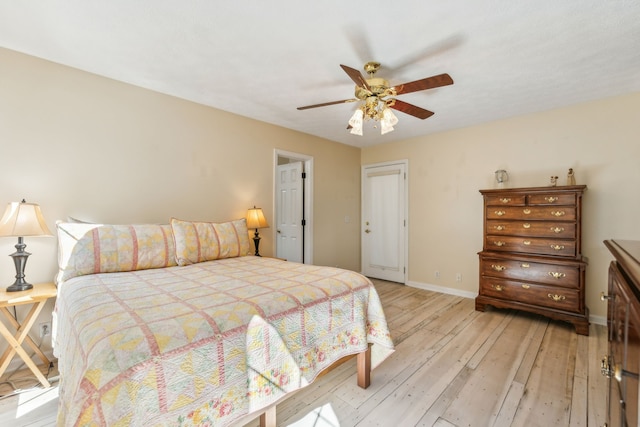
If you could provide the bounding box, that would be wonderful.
[276,162,303,262]
[362,161,407,283]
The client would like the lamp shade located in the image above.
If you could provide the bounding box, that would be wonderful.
[0,200,52,237]
[246,207,268,229]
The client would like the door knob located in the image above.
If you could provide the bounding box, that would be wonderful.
[277,230,281,233]
[365,229,371,233]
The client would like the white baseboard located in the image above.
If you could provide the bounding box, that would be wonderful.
[406,280,607,327]
[406,280,478,299]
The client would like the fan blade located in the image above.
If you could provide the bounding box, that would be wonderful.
[389,99,434,119]
[393,73,453,95]
[340,64,370,91]
[297,99,358,110]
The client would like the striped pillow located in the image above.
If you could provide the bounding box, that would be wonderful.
[57,222,177,283]
[171,217,251,266]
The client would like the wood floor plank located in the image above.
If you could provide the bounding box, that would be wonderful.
[351,310,509,426]
[441,313,545,426]
[586,322,608,426]
[510,321,577,427]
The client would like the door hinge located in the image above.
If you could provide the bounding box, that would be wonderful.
[301,219,306,226]
[301,172,306,179]
[404,219,406,227]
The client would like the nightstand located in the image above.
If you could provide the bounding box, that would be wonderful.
[0,282,57,388]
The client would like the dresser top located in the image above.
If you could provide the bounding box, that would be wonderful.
[605,239,640,291]
[480,185,587,196]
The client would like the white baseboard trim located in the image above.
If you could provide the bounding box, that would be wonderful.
[406,280,607,327]
[589,315,606,326]
[406,280,477,299]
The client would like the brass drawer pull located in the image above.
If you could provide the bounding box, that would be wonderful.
[550,244,565,251]
[491,284,504,291]
[493,241,506,247]
[523,208,531,214]
[491,264,506,271]
[521,284,530,289]
[547,293,566,302]
[545,196,559,203]
[523,240,531,245]
[520,263,530,268]
[550,226,565,234]
[548,272,566,279]
[499,198,511,203]
[523,223,531,229]
[550,210,565,217]
[494,225,506,231]
[495,210,506,216]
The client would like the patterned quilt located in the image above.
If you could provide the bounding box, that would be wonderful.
[53,256,394,426]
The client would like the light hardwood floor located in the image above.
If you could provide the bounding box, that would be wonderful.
[0,280,608,426]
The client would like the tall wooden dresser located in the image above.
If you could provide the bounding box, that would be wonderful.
[476,185,589,335]
[602,240,640,427]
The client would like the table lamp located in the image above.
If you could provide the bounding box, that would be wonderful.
[246,206,269,256]
[0,199,52,292]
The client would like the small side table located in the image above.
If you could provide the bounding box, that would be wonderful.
[0,282,57,388]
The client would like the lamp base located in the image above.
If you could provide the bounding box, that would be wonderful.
[6,237,33,292]
[253,229,262,257]
[6,280,33,292]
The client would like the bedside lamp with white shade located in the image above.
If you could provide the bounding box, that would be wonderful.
[0,199,52,292]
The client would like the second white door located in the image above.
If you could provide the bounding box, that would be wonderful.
[276,161,304,263]
[361,161,407,283]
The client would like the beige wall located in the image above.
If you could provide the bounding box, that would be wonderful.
[0,48,361,360]
[362,91,640,321]
[1,45,637,366]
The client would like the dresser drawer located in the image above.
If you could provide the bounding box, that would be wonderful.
[485,195,526,206]
[528,193,576,206]
[486,206,576,221]
[485,235,577,257]
[479,278,581,313]
[480,257,580,288]
[486,220,576,238]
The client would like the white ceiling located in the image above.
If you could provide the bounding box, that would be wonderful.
[1,1,639,148]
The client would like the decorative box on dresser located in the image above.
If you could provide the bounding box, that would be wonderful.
[476,185,589,335]
[602,240,640,427]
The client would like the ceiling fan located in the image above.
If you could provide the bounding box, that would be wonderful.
[297,61,454,135]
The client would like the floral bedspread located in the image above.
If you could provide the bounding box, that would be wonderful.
[53,256,394,426]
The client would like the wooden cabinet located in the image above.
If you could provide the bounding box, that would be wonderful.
[476,185,589,335]
[603,240,640,427]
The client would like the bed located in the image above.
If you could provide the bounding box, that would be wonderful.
[53,219,394,426]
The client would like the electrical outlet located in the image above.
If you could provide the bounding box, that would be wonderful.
[435,271,440,279]
[456,273,462,282]
[39,321,52,338]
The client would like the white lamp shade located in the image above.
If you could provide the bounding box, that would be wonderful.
[381,108,399,135]
[246,207,269,229]
[0,201,52,237]
[348,109,364,136]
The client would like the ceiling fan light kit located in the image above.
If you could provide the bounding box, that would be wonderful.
[297,61,453,136]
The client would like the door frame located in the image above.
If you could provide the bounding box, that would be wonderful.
[361,159,409,283]
[274,149,314,264]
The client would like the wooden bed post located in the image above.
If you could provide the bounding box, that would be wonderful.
[259,406,276,427]
[357,344,372,389]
